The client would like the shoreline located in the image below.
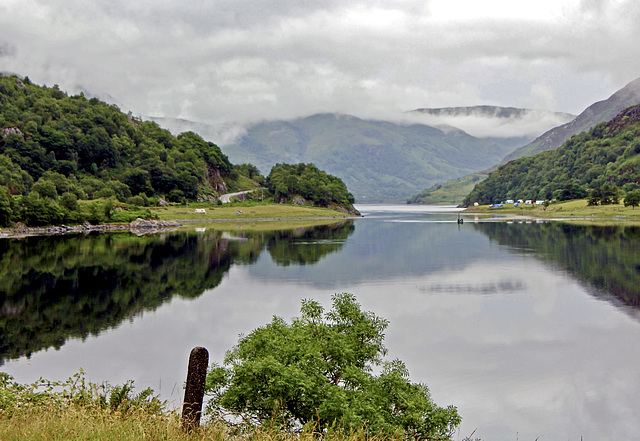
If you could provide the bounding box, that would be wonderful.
[0,216,358,239]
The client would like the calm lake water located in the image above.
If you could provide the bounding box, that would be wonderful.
[2,204,640,441]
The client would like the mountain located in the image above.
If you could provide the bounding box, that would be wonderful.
[463,104,640,206]
[503,77,640,162]
[217,113,518,202]
[409,78,640,204]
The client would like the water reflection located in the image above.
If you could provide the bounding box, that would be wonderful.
[3,209,640,440]
[0,221,354,365]
[473,222,640,309]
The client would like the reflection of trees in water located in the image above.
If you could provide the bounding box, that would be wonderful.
[473,222,640,308]
[267,221,355,266]
[0,221,354,364]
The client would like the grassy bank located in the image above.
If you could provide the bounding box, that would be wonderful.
[0,373,399,441]
[183,218,353,232]
[464,199,640,222]
[150,201,355,221]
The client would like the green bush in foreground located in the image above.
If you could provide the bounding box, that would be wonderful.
[205,293,461,440]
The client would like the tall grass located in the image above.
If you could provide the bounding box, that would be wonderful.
[0,372,415,441]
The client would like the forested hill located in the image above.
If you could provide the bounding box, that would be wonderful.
[463,105,640,206]
[0,74,236,204]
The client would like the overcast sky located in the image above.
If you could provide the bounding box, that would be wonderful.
[2,0,640,129]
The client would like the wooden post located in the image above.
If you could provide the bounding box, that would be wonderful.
[181,346,209,431]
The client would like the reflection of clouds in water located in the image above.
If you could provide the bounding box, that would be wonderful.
[340,257,640,440]
[424,280,525,294]
[4,235,640,440]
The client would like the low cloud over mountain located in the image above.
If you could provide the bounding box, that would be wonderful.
[408,106,575,139]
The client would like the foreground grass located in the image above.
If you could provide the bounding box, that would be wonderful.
[464,198,640,222]
[1,405,192,441]
[1,408,393,441]
[150,201,355,221]
[0,373,411,441]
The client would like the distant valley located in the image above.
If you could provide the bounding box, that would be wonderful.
[154,107,572,202]
[150,78,640,204]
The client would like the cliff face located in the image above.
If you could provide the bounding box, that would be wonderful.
[205,165,228,195]
[605,104,640,134]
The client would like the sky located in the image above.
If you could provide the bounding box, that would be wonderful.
[1,0,640,135]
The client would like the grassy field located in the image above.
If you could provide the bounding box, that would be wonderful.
[149,201,355,221]
[464,199,640,222]
[182,219,353,232]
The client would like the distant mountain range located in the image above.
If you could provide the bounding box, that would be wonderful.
[412,105,573,119]
[410,76,640,204]
[153,107,573,202]
[215,114,521,202]
[150,77,640,203]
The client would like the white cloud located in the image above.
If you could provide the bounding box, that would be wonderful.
[0,0,639,132]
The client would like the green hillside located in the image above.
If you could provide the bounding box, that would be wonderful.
[409,77,640,204]
[407,172,488,205]
[0,74,360,226]
[502,76,640,162]
[0,74,234,202]
[463,105,640,206]
[222,114,515,202]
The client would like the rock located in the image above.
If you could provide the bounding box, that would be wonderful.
[292,196,310,206]
[1,127,24,139]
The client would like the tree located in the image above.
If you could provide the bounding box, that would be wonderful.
[59,192,78,211]
[587,187,601,206]
[624,189,640,209]
[0,186,14,227]
[600,183,619,205]
[205,293,460,439]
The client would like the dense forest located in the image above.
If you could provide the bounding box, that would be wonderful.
[266,163,358,214]
[463,105,640,206]
[0,74,357,226]
[0,74,237,225]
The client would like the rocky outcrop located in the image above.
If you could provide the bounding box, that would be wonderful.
[129,218,181,236]
[0,127,24,140]
[284,195,361,216]
[605,104,640,134]
[0,219,181,239]
[206,165,228,194]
